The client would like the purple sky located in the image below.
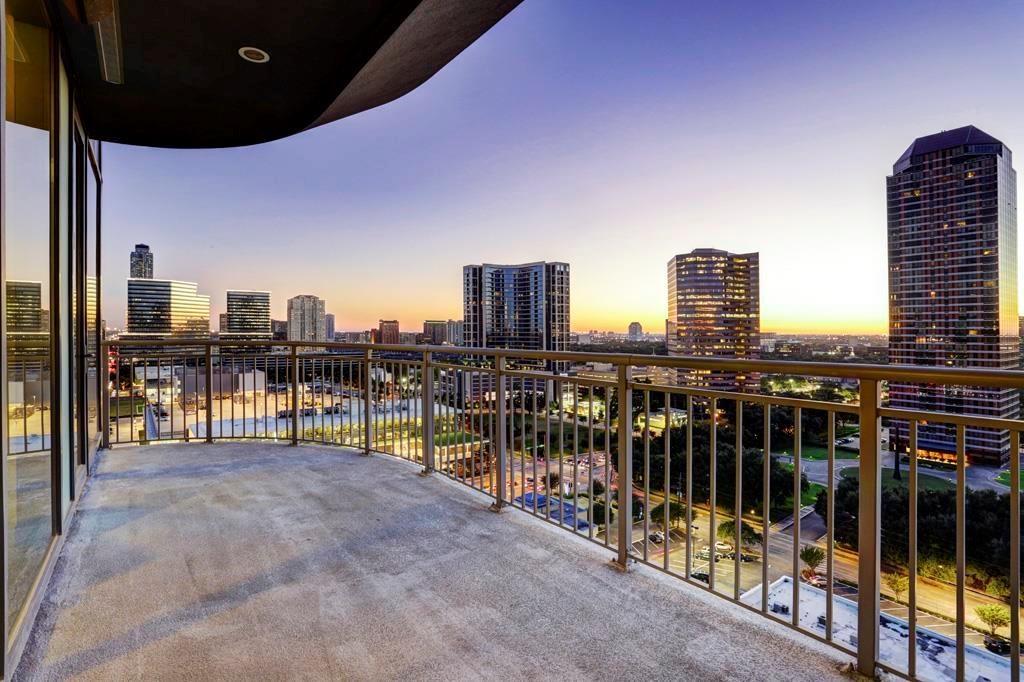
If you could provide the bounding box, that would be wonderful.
[98,0,1024,334]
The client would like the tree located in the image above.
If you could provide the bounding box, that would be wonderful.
[884,572,909,604]
[799,545,826,578]
[975,604,1011,636]
[650,501,688,529]
[717,519,762,547]
[590,500,614,526]
[545,473,560,493]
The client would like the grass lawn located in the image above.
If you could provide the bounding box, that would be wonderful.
[803,482,825,506]
[841,467,954,493]
[995,470,1024,488]
[775,444,858,461]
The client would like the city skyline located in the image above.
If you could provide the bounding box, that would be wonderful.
[92,2,1024,334]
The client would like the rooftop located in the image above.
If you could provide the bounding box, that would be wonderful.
[15,442,851,680]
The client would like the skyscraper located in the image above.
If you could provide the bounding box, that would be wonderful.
[888,125,1019,465]
[628,321,643,341]
[286,295,326,344]
[6,280,43,332]
[125,278,210,338]
[378,320,400,345]
[423,320,448,345]
[446,319,464,346]
[325,313,336,341]
[130,244,154,279]
[667,249,760,391]
[463,262,570,371]
[222,291,272,341]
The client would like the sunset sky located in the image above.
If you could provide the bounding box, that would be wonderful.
[99,0,1024,334]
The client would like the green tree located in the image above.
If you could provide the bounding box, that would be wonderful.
[590,500,614,526]
[799,545,826,577]
[975,604,1011,636]
[717,519,762,547]
[884,572,909,603]
[650,501,688,529]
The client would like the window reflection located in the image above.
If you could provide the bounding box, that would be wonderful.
[5,0,55,631]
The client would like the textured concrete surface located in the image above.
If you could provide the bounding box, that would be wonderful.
[16,442,854,680]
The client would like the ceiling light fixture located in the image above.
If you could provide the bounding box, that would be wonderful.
[238,47,270,64]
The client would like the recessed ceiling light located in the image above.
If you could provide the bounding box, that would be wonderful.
[238,47,270,64]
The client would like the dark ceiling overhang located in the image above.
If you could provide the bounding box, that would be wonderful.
[54,0,522,149]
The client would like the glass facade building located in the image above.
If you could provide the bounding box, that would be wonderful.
[129,243,153,279]
[888,126,1020,465]
[222,290,271,341]
[463,262,570,372]
[666,249,760,391]
[124,278,211,338]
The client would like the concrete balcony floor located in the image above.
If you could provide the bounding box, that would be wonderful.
[15,442,852,680]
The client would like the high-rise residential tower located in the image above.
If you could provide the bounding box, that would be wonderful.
[286,295,326,344]
[222,291,272,342]
[463,262,570,371]
[125,278,210,338]
[667,249,760,391]
[325,313,336,341]
[446,319,464,346]
[378,320,400,345]
[130,244,154,279]
[628,321,643,341]
[888,125,1019,465]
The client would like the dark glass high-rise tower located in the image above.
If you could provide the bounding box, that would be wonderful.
[462,262,570,371]
[130,244,154,279]
[888,125,1019,465]
[222,290,272,341]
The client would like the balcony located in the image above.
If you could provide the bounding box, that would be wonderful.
[14,440,852,679]
[10,339,1024,680]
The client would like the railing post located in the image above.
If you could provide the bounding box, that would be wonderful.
[420,351,435,475]
[290,345,299,446]
[204,344,214,443]
[490,355,507,512]
[856,378,881,677]
[614,363,633,570]
[100,345,111,449]
[362,348,372,455]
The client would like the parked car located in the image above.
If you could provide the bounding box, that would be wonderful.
[277,409,293,418]
[714,541,733,553]
[648,531,665,544]
[690,570,709,584]
[300,407,317,416]
[985,636,1011,655]
[324,404,345,415]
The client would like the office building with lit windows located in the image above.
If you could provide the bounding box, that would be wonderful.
[667,249,760,391]
[423,320,448,345]
[222,290,272,342]
[378,320,400,345]
[463,262,570,371]
[125,279,211,338]
[887,125,1019,465]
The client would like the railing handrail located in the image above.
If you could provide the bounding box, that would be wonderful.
[99,338,1024,389]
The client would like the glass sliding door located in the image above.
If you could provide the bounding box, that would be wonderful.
[84,142,100,468]
[4,0,56,632]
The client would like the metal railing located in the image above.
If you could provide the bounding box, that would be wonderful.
[100,339,1024,681]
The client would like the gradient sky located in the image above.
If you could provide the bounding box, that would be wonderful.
[99,0,1024,334]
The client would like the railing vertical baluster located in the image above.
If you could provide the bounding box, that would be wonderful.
[709,397,717,592]
[362,349,372,454]
[667,392,675,575]
[762,403,770,613]
[734,399,743,601]
[101,348,110,448]
[205,345,213,443]
[683,393,690,579]
[643,391,650,562]
[856,378,882,678]
[491,356,507,511]
[572,382,579,532]
[290,345,299,446]
[1010,428,1020,682]
[955,423,966,681]
[792,406,801,627]
[907,419,917,678]
[422,352,434,475]
[557,378,564,526]
[826,411,835,643]
[614,364,633,570]
[587,385,594,536]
